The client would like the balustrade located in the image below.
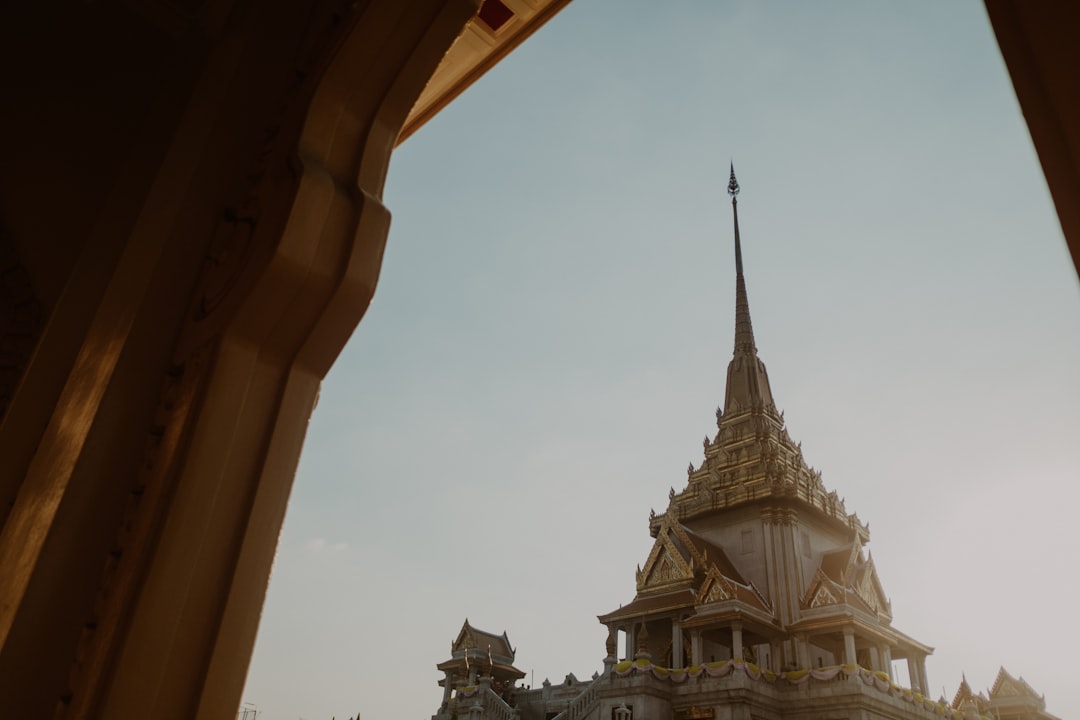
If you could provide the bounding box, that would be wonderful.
[550,673,602,720]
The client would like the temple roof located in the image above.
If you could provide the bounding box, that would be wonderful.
[819,546,854,583]
[597,588,697,624]
[649,169,869,542]
[951,676,990,712]
[990,667,1046,705]
[679,525,746,585]
[449,619,516,662]
[598,516,770,624]
[437,620,525,681]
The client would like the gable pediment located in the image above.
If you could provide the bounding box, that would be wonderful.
[996,679,1022,697]
[809,583,840,608]
[990,668,1042,703]
[697,570,736,605]
[852,555,891,618]
[801,569,845,610]
[636,522,695,591]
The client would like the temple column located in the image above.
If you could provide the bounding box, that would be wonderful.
[760,509,788,626]
[690,630,703,666]
[795,634,810,668]
[731,622,744,660]
[624,625,635,661]
[843,628,857,666]
[442,671,453,706]
[880,645,893,680]
[781,512,802,622]
[769,640,782,672]
[918,655,929,698]
[604,626,617,675]
[671,619,683,667]
[868,646,880,672]
[0,3,480,718]
[907,656,921,693]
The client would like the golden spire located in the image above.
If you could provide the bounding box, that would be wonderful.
[721,163,774,417]
[728,163,757,356]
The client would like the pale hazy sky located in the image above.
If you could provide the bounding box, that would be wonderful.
[241,2,1080,719]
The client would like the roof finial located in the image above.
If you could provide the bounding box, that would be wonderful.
[729,163,755,354]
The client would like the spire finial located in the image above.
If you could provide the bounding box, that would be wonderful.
[730,163,755,354]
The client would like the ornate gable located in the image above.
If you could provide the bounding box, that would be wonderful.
[951,676,990,712]
[696,569,736,605]
[801,569,844,610]
[990,667,1044,704]
[636,518,695,592]
[852,554,891,619]
[809,583,840,608]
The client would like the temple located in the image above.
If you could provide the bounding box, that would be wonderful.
[430,167,1060,720]
[436,620,525,709]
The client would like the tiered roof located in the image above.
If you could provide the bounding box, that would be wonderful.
[598,516,770,626]
[604,165,925,657]
[436,620,525,681]
[649,166,867,544]
[948,668,1060,720]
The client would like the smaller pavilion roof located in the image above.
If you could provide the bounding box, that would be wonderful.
[451,619,515,661]
[437,620,525,681]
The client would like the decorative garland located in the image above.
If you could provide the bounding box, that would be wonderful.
[610,658,987,720]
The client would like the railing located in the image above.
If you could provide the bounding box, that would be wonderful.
[480,686,518,720]
[550,673,602,720]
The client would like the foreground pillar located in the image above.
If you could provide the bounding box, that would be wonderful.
[0,2,479,719]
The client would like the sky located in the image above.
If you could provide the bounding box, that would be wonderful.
[241,2,1080,719]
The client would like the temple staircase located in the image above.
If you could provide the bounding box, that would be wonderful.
[550,672,603,720]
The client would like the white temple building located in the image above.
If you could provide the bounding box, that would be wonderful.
[431,167,1059,720]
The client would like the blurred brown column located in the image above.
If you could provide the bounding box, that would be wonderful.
[986,1,1080,276]
[0,1,478,718]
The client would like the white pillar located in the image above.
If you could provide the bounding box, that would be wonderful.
[906,656,921,692]
[843,628,857,666]
[918,655,929,698]
[624,626,634,660]
[691,630,703,666]
[795,635,810,669]
[770,641,782,672]
[442,671,454,706]
[731,622,743,660]
[880,645,893,680]
[868,646,880,672]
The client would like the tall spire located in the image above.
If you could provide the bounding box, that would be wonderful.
[722,163,774,416]
[728,163,756,356]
